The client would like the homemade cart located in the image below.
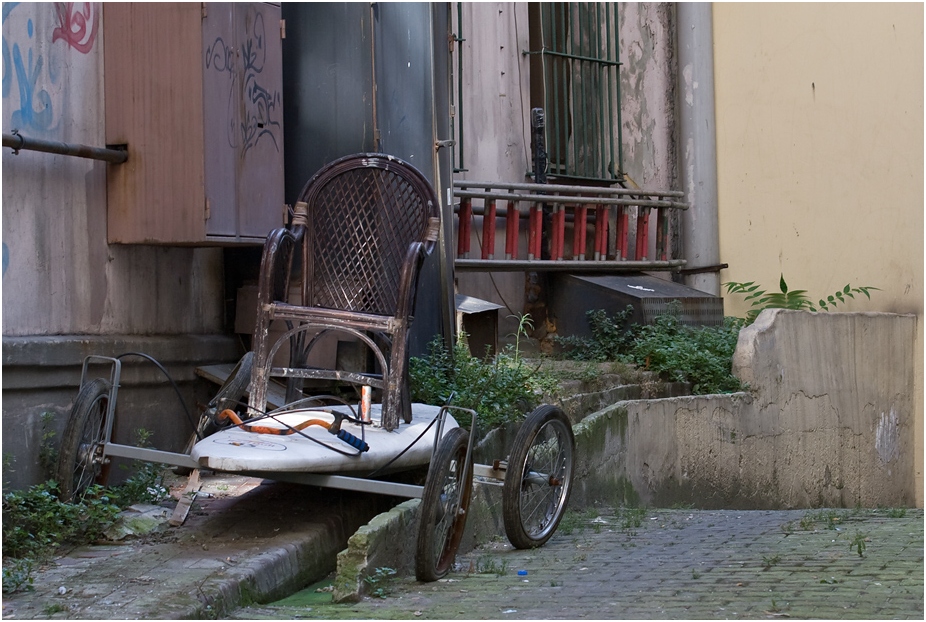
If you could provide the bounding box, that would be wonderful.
[55,154,575,582]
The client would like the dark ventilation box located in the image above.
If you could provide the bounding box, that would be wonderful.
[550,273,724,339]
[455,294,503,358]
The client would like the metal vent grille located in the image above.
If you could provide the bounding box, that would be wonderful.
[640,297,725,327]
[550,273,725,340]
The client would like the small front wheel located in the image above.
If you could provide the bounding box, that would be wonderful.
[502,405,575,549]
[56,378,113,502]
[415,426,473,582]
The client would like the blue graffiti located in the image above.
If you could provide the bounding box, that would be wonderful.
[3,4,56,132]
[2,3,20,98]
[2,242,9,278]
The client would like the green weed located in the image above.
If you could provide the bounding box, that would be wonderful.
[618,506,646,530]
[363,566,397,598]
[2,436,169,595]
[724,275,878,324]
[555,302,744,395]
[43,603,68,616]
[799,509,848,531]
[850,533,868,557]
[1,559,35,594]
[472,556,508,576]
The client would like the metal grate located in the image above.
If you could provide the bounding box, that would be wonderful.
[527,2,623,182]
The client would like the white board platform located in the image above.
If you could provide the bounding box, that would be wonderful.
[190,403,456,475]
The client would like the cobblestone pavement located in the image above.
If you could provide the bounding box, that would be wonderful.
[236,507,924,620]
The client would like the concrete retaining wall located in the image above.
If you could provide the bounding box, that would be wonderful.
[572,310,917,509]
[2,334,242,488]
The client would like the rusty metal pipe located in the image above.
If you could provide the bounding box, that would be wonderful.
[2,131,128,164]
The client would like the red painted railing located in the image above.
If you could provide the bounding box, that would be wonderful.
[453,181,689,272]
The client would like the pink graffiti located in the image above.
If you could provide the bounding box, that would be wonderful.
[52,3,99,54]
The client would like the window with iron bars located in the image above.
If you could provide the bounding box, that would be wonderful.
[526,2,623,183]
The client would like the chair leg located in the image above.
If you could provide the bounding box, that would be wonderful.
[249,311,272,417]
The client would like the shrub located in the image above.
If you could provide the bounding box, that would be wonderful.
[556,303,744,395]
[409,330,554,431]
[2,481,120,562]
[627,312,745,395]
[2,443,168,594]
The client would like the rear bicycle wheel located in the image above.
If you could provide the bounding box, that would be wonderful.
[56,378,113,502]
[502,405,575,549]
[415,426,473,582]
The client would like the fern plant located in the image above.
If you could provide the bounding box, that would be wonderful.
[724,275,878,324]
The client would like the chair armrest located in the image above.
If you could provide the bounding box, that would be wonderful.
[396,241,429,324]
[255,227,300,321]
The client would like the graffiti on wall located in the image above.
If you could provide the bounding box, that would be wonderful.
[52,2,99,53]
[2,2,98,132]
[3,3,99,281]
[204,8,281,157]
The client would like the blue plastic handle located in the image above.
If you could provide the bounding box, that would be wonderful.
[336,429,370,452]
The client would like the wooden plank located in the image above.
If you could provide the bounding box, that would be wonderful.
[169,469,201,527]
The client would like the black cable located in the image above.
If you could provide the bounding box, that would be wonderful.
[363,414,440,479]
[219,398,366,458]
[364,392,456,479]
[116,352,200,439]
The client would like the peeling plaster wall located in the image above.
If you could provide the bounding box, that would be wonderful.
[453,3,680,341]
[711,3,924,504]
[570,311,917,509]
[452,2,532,331]
[618,3,676,190]
[2,4,232,489]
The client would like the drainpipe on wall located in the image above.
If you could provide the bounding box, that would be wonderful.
[677,2,721,296]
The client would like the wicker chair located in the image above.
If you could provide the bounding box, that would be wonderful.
[246,153,440,431]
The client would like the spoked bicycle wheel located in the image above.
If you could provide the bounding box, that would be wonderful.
[415,426,474,582]
[502,405,575,549]
[56,378,113,502]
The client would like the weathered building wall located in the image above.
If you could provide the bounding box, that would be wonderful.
[711,3,924,505]
[2,4,235,488]
[453,2,681,344]
[617,3,676,190]
[451,2,531,338]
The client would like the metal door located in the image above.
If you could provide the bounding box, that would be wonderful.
[282,3,454,352]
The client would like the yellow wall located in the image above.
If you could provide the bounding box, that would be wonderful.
[712,3,924,505]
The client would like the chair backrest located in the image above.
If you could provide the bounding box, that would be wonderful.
[296,153,440,317]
